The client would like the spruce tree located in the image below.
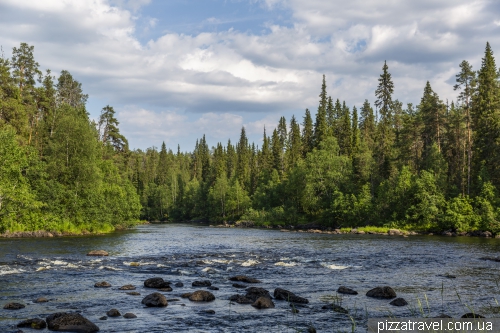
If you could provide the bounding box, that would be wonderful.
[302,109,314,157]
[314,75,329,146]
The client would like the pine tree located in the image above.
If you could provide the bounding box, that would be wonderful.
[236,127,250,188]
[454,60,476,195]
[302,109,314,157]
[472,42,500,188]
[314,75,329,146]
[352,106,360,154]
[287,115,302,168]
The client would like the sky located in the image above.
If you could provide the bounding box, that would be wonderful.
[0,0,499,151]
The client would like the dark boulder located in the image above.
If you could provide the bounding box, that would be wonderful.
[94,281,111,288]
[86,250,108,256]
[174,282,184,288]
[245,287,271,302]
[106,309,121,317]
[4,302,25,310]
[180,293,192,298]
[144,277,170,289]
[366,286,397,299]
[207,286,219,290]
[337,286,358,295]
[126,292,140,296]
[17,318,46,329]
[189,290,215,302]
[123,313,137,319]
[390,298,408,306]
[158,287,173,292]
[192,280,211,287]
[141,292,168,307]
[204,309,215,314]
[45,312,99,333]
[229,275,261,283]
[274,288,308,304]
[252,296,275,309]
[229,294,253,304]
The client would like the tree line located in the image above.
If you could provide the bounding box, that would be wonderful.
[1,42,500,234]
[0,43,140,233]
[131,42,500,233]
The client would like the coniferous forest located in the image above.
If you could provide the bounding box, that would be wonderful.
[1,42,500,234]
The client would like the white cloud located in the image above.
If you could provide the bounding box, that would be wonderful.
[0,0,499,149]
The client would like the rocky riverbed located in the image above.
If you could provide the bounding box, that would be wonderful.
[2,224,500,332]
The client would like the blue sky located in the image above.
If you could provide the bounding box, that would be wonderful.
[1,0,499,151]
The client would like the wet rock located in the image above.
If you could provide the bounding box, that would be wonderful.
[252,296,275,309]
[174,282,184,288]
[233,283,246,288]
[322,304,348,314]
[86,250,108,256]
[17,318,47,329]
[366,286,397,299]
[274,288,309,304]
[189,290,215,302]
[158,287,173,292]
[388,229,402,236]
[480,257,500,262]
[192,280,211,287]
[337,286,358,295]
[123,313,137,319]
[307,326,317,333]
[229,295,253,304]
[45,312,99,333]
[99,316,107,320]
[106,309,121,317]
[207,286,219,290]
[167,298,180,302]
[94,281,111,288]
[438,274,456,279]
[142,292,168,307]
[390,298,408,306]
[462,313,485,318]
[180,293,192,298]
[204,309,215,314]
[229,275,261,283]
[4,302,25,310]
[119,284,136,290]
[126,292,140,296]
[245,287,271,302]
[34,297,49,303]
[144,277,170,289]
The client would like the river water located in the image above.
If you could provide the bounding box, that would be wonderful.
[1,224,500,332]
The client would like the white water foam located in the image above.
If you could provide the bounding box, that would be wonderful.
[274,261,297,267]
[0,267,25,275]
[320,263,349,270]
[241,259,260,267]
[36,266,51,272]
[202,267,217,274]
[98,266,122,271]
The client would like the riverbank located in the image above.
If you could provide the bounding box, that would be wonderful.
[210,221,500,238]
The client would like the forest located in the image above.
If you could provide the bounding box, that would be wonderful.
[1,42,500,234]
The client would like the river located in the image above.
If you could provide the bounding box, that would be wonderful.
[1,224,500,332]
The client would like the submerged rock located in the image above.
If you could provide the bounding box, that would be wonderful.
[274,288,309,304]
[174,282,184,288]
[192,280,211,287]
[17,318,47,329]
[321,304,348,314]
[229,294,253,304]
[252,296,275,309]
[229,275,261,283]
[4,303,25,310]
[232,283,246,288]
[144,277,170,289]
[119,284,136,290]
[126,292,141,296]
[189,290,215,302]
[207,286,219,290]
[366,286,397,299]
[337,286,358,295]
[390,298,408,306]
[106,309,121,317]
[45,312,99,333]
[142,293,168,307]
[462,313,485,318]
[86,250,108,256]
[94,281,111,288]
[34,297,49,303]
[158,287,173,292]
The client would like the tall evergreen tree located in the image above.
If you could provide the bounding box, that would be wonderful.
[302,109,314,157]
[314,75,329,146]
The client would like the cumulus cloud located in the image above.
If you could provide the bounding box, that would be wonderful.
[0,0,498,149]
